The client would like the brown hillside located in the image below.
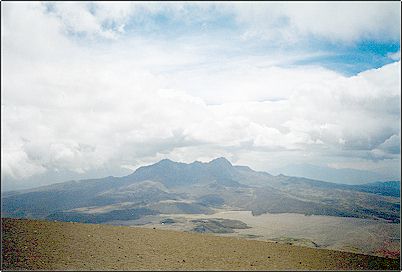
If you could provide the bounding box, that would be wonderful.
[1,218,400,270]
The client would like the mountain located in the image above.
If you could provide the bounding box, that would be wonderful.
[348,180,400,197]
[2,158,400,223]
[273,163,390,185]
[123,157,243,188]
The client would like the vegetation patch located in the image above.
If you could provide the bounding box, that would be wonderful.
[160,218,176,224]
[271,237,319,248]
[191,218,250,233]
[46,208,157,224]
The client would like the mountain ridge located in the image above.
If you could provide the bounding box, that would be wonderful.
[3,157,398,194]
[2,157,400,223]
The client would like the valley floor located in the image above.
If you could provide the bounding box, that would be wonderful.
[1,218,400,270]
[106,210,401,258]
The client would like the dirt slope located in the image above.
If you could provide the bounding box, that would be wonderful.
[1,218,400,270]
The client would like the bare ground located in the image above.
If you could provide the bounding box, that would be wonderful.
[1,218,400,270]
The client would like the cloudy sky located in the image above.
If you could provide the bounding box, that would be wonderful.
[1,1,401,190]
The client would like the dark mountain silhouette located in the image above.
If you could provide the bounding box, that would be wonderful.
[2,158,400,223]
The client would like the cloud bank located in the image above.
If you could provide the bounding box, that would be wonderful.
[1,2,400,189]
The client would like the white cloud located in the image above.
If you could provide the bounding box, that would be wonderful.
[44,1,139,39]
[1,2,401,187]
[284,2,400,42]
[3,57,399,180]
[22,2,400,43]
[227,2,400,43]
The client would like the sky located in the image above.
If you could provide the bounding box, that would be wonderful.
[1,1,401,190]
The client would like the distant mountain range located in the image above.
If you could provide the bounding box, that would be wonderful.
[2,157,400,224]
[273,163,391,185]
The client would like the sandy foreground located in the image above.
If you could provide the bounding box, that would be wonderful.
[1,218,400,270]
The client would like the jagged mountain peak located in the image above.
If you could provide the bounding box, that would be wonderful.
[154,157,233,167]
[208,157,232,167]
[136,157,234,173]
[127,157,237,188]
[155,158,176,165]
[3,156,400,224]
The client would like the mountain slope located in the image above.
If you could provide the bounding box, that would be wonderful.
[348,181,400,197]
[124,157,244,188]
[2,158,400,223]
